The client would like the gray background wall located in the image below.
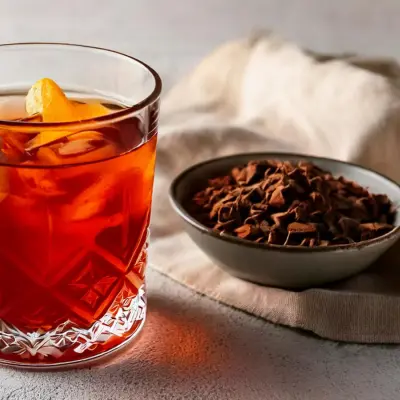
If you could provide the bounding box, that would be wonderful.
[1,0,399,91]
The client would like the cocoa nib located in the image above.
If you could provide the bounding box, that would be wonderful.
[189,159,397,247]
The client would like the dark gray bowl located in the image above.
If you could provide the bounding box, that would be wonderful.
[169,153,400,289]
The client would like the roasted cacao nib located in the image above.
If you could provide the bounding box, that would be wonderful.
[189,160,397,247]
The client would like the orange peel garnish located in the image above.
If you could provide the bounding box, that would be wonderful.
[73,103,111,121]
[26,78,75,122]
[25,78,111,151]
[26,78,111,122]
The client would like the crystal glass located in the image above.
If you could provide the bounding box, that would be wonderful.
[0,43,161,368]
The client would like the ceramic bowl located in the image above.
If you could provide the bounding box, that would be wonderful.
[169,153,400,289]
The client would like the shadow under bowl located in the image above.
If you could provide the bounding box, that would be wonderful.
[169,153,400,289]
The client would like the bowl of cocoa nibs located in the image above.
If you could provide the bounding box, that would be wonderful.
[169,153,400,288]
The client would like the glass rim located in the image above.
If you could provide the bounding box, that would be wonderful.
[0,42,162,131]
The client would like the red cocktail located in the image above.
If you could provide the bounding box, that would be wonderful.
[0,44,161,368]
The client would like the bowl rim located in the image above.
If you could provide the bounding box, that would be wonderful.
[169,152,400,253]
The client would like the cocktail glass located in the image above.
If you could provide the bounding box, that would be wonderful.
[0,43,161,369]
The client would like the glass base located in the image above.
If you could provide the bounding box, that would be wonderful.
[0,285,147,370]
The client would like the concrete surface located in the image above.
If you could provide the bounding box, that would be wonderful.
[1,1,400,399]
[1,268,400,400]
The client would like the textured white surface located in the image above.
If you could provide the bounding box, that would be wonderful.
[1,1,400,399]
[2,269,400,400]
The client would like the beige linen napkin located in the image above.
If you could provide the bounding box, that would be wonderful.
[150,33,400,343]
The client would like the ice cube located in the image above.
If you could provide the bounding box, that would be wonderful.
[0,166,9,203]
[57,141,117,164]
[26,131,72,151]
[17,164,66,197]
[68,130,104,142]
[58,138,101,157]
[65,174,118,221]
[36,147,62,165]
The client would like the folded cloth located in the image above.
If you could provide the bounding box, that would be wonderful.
[150,32,400,343]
